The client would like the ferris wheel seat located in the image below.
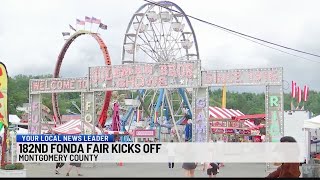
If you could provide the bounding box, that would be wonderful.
[160,11,172,22]
[171,22,185,32]
[133,22,149,33]
[146,11,159,22]
[181,40,193,49]
[124,43,139,54]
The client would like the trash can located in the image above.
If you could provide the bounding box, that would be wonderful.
[302,164,320,177]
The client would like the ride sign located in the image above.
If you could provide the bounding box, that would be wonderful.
[133,130,156,137]
[89,60,200,90]
[202,67,283,86]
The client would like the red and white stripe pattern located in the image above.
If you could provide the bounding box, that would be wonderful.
[244,120,256,128]
[52,119,102,134]
[104,131,132,135]
[297,86,302,103]
[209,106,244,119]
[291,81,296,98]
[304,85,309,102]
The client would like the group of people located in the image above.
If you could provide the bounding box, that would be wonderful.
[181,136,301,178]
[182,162,221,177]
[54,136,301,178]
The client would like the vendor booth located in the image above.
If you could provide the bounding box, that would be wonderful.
[302,114,320,177]
[209,106,265,142]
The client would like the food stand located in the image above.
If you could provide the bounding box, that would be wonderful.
[210,120,252,142]
[209,107,266,142]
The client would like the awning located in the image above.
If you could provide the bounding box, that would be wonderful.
[61,115,81,122]
[104,130,132,135]
[209,106,244,119]
[234,114,266,121]
[51,119,102,135]
[303,115,320,129]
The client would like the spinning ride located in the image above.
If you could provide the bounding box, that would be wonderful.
[121,1,199,141]
[52,30,112,127]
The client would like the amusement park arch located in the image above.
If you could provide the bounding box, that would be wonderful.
[28,0,284,173]
[29,61,284,143]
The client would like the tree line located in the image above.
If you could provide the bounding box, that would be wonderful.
[8,74,320,118]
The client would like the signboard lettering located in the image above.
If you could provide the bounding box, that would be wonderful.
[202,67,282,86]
[210,121,227,127]
[240,130,251,135]
[81,93,95,134]
[225,128,235,134]
[134,130,156,137]
[192,87,209,142]
[229,121,240,128]
[269,95,281,141]
[89,61,200,90]
[30,78,87,93]
[211,128,224,134]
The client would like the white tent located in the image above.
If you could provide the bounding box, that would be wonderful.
[0,127,28,137]
[8,127,29,137]
[303,115,320,129]
[9,114,21,124]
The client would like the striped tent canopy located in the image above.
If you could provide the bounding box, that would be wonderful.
[209,106,244,119]
[104,130,132,135]
[51,119,103,135]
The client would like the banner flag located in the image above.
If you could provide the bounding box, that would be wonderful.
[99,23,108,30]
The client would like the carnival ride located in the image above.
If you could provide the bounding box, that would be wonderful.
[52,30,112,129]
[52,30,112,134]
[49,24,142,141]
[120,0,199,142]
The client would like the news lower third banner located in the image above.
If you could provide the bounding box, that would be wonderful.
[16,135,305,163]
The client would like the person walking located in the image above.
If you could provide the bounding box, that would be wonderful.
[182,162,197,177]
[203,162,219,178]
[168,140,175,169]
[266,136,301,178]
[66,163,83,176]
[216,138,225,167]
[55,162,65,174]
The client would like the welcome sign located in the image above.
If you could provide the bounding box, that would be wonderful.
[89,60,201,90]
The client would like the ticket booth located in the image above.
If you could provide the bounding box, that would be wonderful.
[133,129,156,142]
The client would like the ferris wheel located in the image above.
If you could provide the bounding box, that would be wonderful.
[121,1,199,141]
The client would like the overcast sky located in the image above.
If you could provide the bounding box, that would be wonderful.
[1,0,320,92]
